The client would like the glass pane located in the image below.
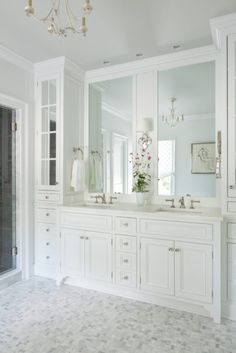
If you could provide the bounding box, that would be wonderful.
[41,160,49,185]
[0,106,16,274]
[49,79,56,105]
[41,81,48,106]
[49,160,56,185]
[42,134,49,159]
[42,107,48,132]
[49,106,56,132]
[50,133,56,159]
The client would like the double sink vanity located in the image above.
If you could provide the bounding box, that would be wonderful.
[56,197,222,323]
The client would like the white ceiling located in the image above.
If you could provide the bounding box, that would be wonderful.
[1,1,236,70]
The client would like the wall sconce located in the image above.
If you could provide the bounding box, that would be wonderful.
[137,117,154,150]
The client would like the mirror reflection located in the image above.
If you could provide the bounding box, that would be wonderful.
[89,77,133,194]
[158,61,216,197]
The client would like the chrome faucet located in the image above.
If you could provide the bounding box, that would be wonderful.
[178,196,186,209]
[97,193,107,204]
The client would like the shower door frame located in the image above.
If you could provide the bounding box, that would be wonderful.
[0,93,30,281]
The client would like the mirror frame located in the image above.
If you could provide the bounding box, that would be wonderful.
[84,46,219,207]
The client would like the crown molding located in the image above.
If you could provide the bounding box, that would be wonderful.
[0,44,33,73]
[102,101,132,122]
[210,12,236,50]
[85,45,217,83]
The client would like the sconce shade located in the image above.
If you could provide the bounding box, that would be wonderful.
[137,117,153,132]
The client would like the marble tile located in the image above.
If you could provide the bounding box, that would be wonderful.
[0,277,236,353]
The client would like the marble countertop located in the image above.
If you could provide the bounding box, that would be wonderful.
[59,202,222,223]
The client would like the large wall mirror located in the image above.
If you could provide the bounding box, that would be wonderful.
[89,77,133,194]
[158,61,216,198]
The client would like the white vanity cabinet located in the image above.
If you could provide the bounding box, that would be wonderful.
[57,206,221,322]
[34,57,83,279]
[60,228,112,282]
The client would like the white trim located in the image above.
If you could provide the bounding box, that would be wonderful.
[85,45,217,82]
[210,13,236,50]
[0,93,30,280]
[0,44,33,73]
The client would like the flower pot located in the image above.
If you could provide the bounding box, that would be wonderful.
[136,192,148,206]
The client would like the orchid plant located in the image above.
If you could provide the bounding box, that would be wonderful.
[130,150,152,193]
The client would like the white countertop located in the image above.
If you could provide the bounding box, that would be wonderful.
[59,202,222,223]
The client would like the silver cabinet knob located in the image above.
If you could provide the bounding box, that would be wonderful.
[46,228,50,232]
[85,237,89,240]
[123,223,129,227]
[45,196,49,200]
[80,236,84,239]
[230,185,235,190]
[123,259,129,263]
[46,256,50,259]
[168,248,174,252]
[46,213,50,217]
[123,242,129,246]
[46,242,50,246]
[175,248,181,252]
[123,276,129,280]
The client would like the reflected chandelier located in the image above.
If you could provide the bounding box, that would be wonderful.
[25,0,93,38]
[162,97,184,128]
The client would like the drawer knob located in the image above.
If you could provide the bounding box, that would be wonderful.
[85,237,89,240]
[168,248,174,252]
[123,242,129,246]
[80,236,84,239]
[46,242,50,246]
[45,196,49,200]
[124,276,129,280]
[46,213,50,217]
[123,259,129,263]
[46,256,50,259]
[123,223,129,227]
[175,248,181,252]
[46,228,50,232]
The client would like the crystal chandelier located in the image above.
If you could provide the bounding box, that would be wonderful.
[25,0,93,38]
[162,97,184,128]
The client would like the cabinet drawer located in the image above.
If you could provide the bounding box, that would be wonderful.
[228,202,236,213]
[37,192,60,203]
[115,217,137,234]
[37,247,56,265]
[36,223,57,236]
[116,269,137,288]
[227,223,236,240]
[116,235,137,253]
[38,234,57,251]
[36,208,57,223]
[116,252,137,270]
[140,219,212,241]
[60,212,112,231]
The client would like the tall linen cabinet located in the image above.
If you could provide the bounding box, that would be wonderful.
[34,57,84,278]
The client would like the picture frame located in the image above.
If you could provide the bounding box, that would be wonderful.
[191,142,216,174]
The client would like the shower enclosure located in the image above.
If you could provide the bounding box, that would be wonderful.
[0,105,16,275]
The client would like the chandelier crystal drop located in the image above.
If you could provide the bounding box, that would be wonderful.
[25,0,93,38]
[162,97,184,128]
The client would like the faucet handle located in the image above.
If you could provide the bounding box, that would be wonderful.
[109,196,118,204]
[190,200,200,209]
[165,198,175,208]
[91,195,99,204]
[178,196,186,209]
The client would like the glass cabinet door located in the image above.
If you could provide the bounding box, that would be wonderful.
[38,78,59,188]
[228,34,236,197]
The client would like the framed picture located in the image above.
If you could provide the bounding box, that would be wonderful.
[191,142,215,174]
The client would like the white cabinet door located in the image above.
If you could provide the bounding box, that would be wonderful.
[85,231,112,283]
[60,229,85,277]
[175,242,213,303]
[228,243,236,302]
[228,34,236,197]
[140,238,175,296]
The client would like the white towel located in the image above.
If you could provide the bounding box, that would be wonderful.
[71,159,85,192]
[90,157,102,192]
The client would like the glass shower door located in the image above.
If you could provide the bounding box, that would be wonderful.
[0,106,16,275]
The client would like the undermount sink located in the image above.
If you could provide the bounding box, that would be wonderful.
[157,207,202,215]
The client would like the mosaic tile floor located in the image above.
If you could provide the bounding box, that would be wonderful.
[0,277,236,353]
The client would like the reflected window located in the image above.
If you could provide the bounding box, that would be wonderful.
[158,139,175,196]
